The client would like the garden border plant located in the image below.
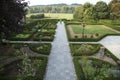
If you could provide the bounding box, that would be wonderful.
[0,56,48,80]
[73,57,119,80]
[70,43,102,56]
[29,43,51,55]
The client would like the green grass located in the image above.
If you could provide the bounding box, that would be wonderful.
[27,13,73,19]
[71,25,117,34]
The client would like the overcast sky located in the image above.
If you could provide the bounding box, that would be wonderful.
[25,0,111,6]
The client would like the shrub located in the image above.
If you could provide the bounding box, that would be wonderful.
[74,35,78,38]
[90,34,94,38]
[30,14,45,19]
[29,43,51,55]
[70,44,101,56]
[95,33,99,37]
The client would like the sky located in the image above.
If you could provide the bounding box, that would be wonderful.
[25,0,111,6]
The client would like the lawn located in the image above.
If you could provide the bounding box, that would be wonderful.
[71,25,117,34]
[27,13,73,19]
[44,13,73,19]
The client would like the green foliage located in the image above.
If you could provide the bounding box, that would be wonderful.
[74,1,120,21]
[30,14,45,19]
[0,0,28,38]
[70,44,101,56]
[109,0,120,19]
[83,2,93,10]
[84,7,94,21]
[33,19,57,41]
[74,6,84,20]
[29,4,77,13]
[104,49,119,62]
[8,33,31,41]
[29,43,51,55]
[9,49,22,56]
[17,54,48,80]
[74,58,113,80]
[94,1,109,19]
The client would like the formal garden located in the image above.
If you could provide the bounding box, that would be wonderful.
[66,20,120,41]
[0,0,120,80]
[0,18,55,79]
[0,42,51,80]
[70,43,120,80]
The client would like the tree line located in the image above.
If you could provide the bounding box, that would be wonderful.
[29,4,81,13]
[74,0,120,21]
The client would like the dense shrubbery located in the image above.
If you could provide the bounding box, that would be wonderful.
[7,19,58,41]
[29,57,48,80]
[0,57,48,80]
[29,43,51,55]
[73,57,119,80]
[30,14,45,19]
[33,19,57,41]
[70,44,101,56]
[7,33,32,41]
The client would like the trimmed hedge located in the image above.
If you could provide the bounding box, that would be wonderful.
[30,57,48,80]
[30,14,45,19]
[69,34,120,42]
[65,21,120,42]
[0,56,48,80]
[70,44,101,56]
[73,57,119,80]
[73,58,84,80]
[33,21,56,41]
[104,48,119,63]
[29,43,51,55]
[7,33,32,41]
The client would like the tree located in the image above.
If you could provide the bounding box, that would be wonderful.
[94,1,109,20]
[109,0,120,20]
[0,0,28,39]
[74,6,84,20]
[83,2,93,11]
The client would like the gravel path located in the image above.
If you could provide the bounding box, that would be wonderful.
[99,36,120,59]
[44,22,76,80]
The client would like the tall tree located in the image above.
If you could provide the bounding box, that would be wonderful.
[0,0,27,38]
[74,6,84,20]
[109,0,120,20]
[83,2,93,21]
[94,1,109,19]
[84,7,94,21]
[83,2,93,11]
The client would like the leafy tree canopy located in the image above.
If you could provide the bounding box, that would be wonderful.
[0,0,28,38]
